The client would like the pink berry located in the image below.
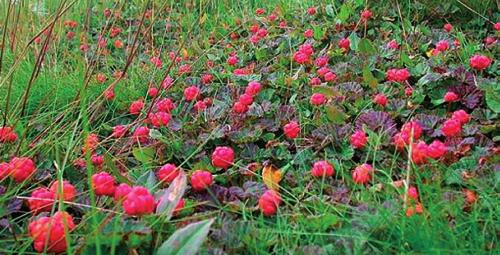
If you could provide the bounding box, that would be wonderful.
[211,146,235,169]
[352,164,373,184]
[283,121,300,139]
[91,172,116,196]
[122,186,156,216]
[259,190,282,216]
[190,170,213,191]
[311,160,334,178]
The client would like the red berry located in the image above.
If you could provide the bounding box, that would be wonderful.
[451,110,470,124]
[317,66,330,77]
[444,91,459,102]
[201,73,213,84]
[338,38,350,51]
[401,121,423,141]
[310,77,322,86]
[104,88,115,100]
[9,157,36,183]
[157,163,180,183]
[112,125,127,138]
[0,162,10,180]
[444,23,453,32]
[148,87,159,97]
[411,141,429,165]
[427,140,447,159]
[122,186,156,216]
[405,87,413,96]
[373,93,388,107]
[0,126,17,143]
[239,93,254,105]
[469,55,492,71]
[155,98,175,112]
[190,170,213,191]
[113,39,123,48]
[310,93,326,106]
[150,56,163,68]
[435,40,449,51]
[114,183,132,202]
[173,198,185,216]
[259,190,282,216]
[129,99,144,115]
[304,29,313,38]
[311,160,334,178]
[28,187,55,213]
[91,154,104,167]
[148,112,171,127]
[324,72,337,82]
[184,86,200,101]
[132,126,150,143]
[408,186,419,200]
[194,100,207,111]
[49,180,77,202]
[314,56,328,67]
[352,163,373,184]
[283,121,300,139]
[233,101,249,114]
[387,40,399,50]
[211,146,235,169]
[386,68,410,82]
[255,8,265,15]
[91,172,116,196]
[227,55,239,66]
[441,118,462,137]
[494,22,500,31]
[361,9,373,20]
[28,211,75,253]
[245,81,262,96]
[350,130,368,149]
[392,132,407,151]
[307,7,316,15]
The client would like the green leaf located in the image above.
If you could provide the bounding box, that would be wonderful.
[149,129,163,140]
[156,173,187,220]
[362,66,377,89]
[255,48,268,61]
[348,33,360,51]
[312,86,338,97]
[137,170,158,190]
[313,26,323,41]
[132,147,155,163]
[337,3,352,23]
[104,153,131,185]
[325,5,334,17]
[400,51,414,66]
[485,89,500,113]
[325,105,347,124]
[156,218,214,255]
[357,38,377,55]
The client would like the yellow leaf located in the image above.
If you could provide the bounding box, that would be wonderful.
[262,164,282,190]
[200,13,207,25]
[426,49,433,58]
[182,48,188,59]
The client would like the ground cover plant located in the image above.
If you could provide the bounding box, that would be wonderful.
[0,0,498,254]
